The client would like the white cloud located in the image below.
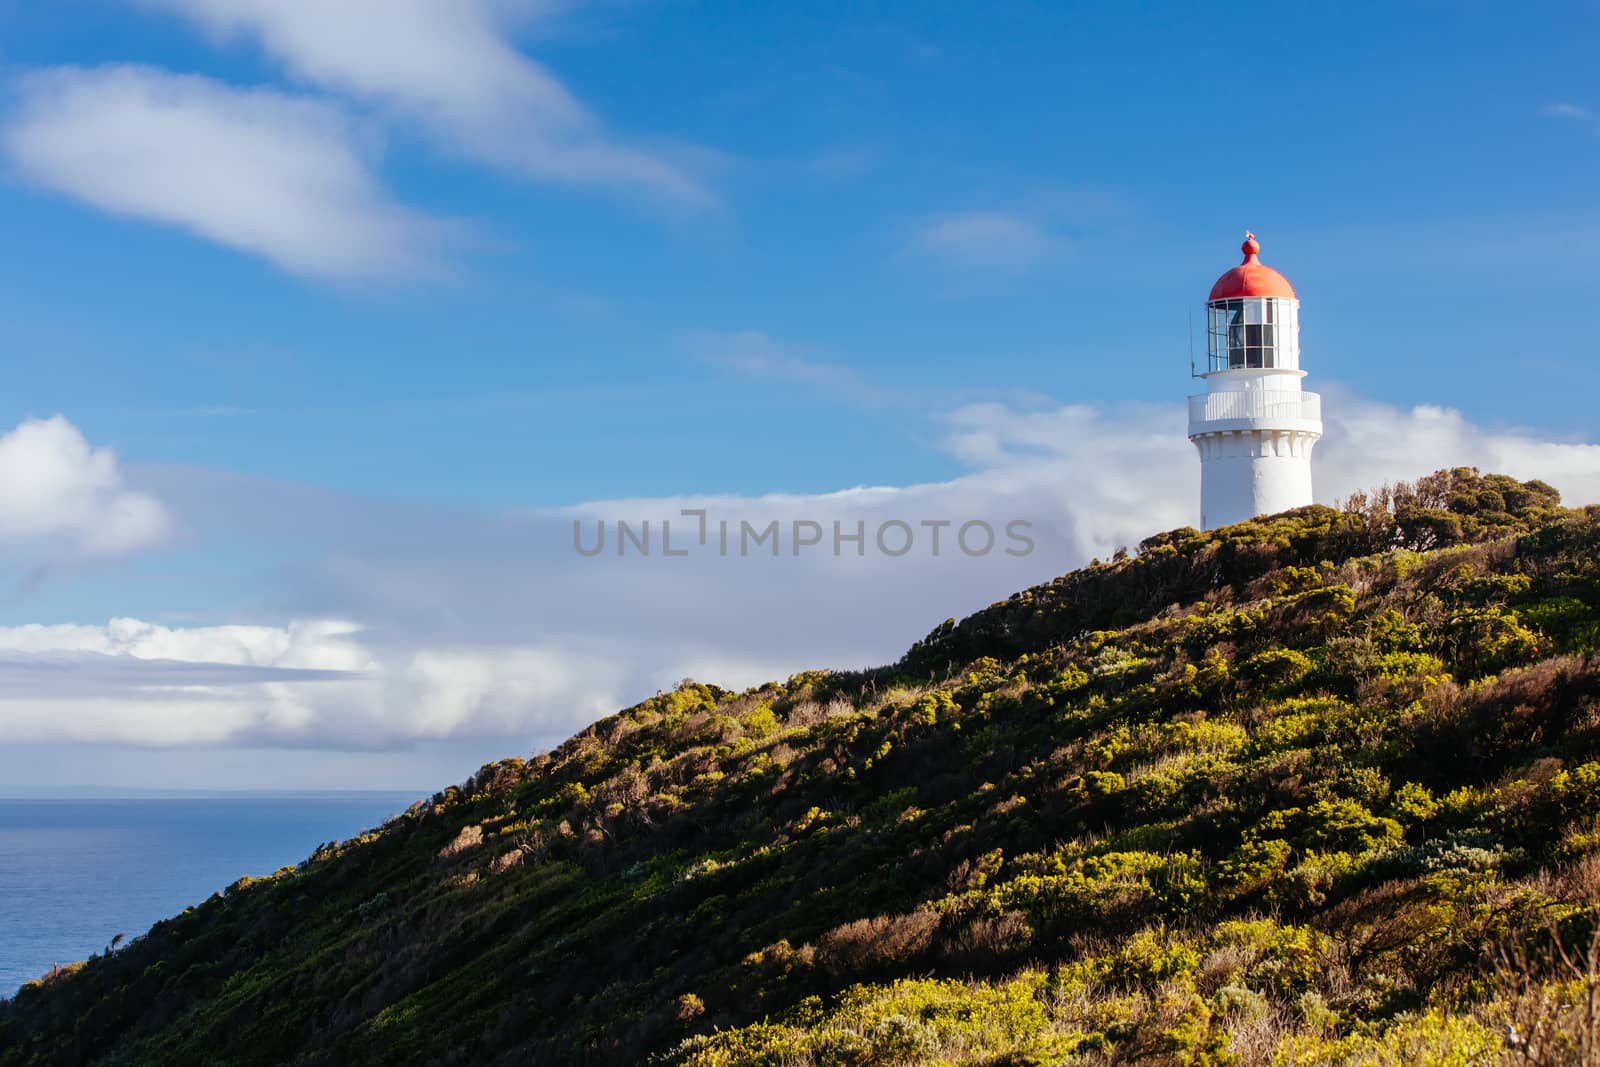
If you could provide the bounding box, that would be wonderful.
[914,211,1061,268]
[0,416,172,565]
[4,65,447,280]
[139,0,710,206]
[0,394,1595,761]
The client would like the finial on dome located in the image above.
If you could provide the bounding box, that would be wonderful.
[1208,231,1295,301]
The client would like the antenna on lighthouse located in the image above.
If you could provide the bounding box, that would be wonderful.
[1187,308,1196,378]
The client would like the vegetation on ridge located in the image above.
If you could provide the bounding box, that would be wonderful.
[3,468,1600,1065]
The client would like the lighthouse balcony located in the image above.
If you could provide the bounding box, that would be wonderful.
[1187,389,1322,437]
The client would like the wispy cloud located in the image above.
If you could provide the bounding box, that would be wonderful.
[139,0,712,207]
[1544,102,1600,134]
[913,210,1063,268]
[804,145,883,181]
[685,329,1050,412]
[4,66,449,280]
[686,329,901,406]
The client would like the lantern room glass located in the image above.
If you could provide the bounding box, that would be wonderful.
[1206,297,1299,372]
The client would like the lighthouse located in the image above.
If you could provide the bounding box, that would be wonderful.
[1188,233,1322,530]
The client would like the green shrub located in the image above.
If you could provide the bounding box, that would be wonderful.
[1240,648,1314,689]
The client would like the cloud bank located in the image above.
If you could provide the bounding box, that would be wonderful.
[0,398,1594,758]
[0,619,624,749]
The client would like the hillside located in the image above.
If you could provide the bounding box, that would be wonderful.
[3,468,1600,1065]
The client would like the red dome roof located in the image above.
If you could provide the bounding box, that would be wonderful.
[1208,232,1296,301]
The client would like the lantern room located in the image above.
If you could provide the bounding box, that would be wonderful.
[1203,233,1300,373]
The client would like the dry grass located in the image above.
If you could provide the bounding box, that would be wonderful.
[436,824,483,860]
[813,911,942,978]
[1495,925,1600,1066]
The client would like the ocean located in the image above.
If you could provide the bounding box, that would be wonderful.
[0,794,417,996]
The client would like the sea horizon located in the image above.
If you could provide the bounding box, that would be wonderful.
[0,785,432,800]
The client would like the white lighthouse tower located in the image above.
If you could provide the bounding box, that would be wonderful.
[1188,233,1322,530]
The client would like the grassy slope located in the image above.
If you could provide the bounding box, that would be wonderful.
[2,470,1599,1065]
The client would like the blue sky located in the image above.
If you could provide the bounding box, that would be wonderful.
[0,1,1596,790]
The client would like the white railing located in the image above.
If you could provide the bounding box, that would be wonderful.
[1188,389,1321,426]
